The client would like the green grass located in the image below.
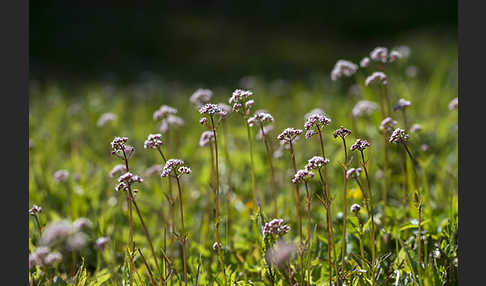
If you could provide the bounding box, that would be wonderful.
[29,48,457,285]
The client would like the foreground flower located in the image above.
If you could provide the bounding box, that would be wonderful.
[248,111,274,127]
[190,88,213,107]
[304,112,331,139]
[333,126,352,139]
[389,128,409,144]
[229,89,254,115]
[352,100,379,117]
[199,103,227,117]
[116,172,143,192]
[29,204,42,215]
[370,47,388,63]
[393,98,411,112]
[346,167,362,179]
[161,159,192,178]
[365,72,388,86]
[350,139,371,151]
[350,203,361,213]
[277,128,303,144]
[144,133,163,149]
[331,59,358,81]
[264,219,291,236]
[292,169,315,184]
[305,156,329,170]
[110,136,134,159]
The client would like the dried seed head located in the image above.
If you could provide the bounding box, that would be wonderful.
[292,169,314,184]
[393,98,411,111]
[389,128,409,144]
[352,100,379,117]
[97,113,116,127]
[277,128,303,144]
[264,219,291,236]
[190,88,213,107]
[199,131,215,147]
[109,164,127,178]
[370,47,388,63]
[153,105,177,121]
[346,167,362,179]
[365,72,388,86]
[350,139,371,152]
[331,59,358,81]
[379,117,398,132]
[333,126,352,139]
[350,203,361,213]
[53,170,69,183]
[144,133,163,149]
[448,97,458,110]
[305,156,329,170]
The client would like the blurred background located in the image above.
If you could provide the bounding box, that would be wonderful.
[30,1,457,88]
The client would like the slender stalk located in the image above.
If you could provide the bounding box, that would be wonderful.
[402,110,409,131]
[138,248,158,285]
[304,182,312,286]
[260,123,278,217]
[121,150,134,286]
[174,175,188,286]
[157,147,176,248]
[340,136,349,280]
[33,215,42,237]
[210,116,228,285]
[383,134,390,207]
[245,117,258,204]
[382,85,391,116]
[360,150,376,286]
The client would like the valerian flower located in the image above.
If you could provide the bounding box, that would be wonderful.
[331,60,358,81]
[350,203,362,213]
[388,50,402,62]
[95,236,110,250]
[448,97,458,110]
[379,117,397,132]
[97,113,116,127]
[29,204,42,215]
[393,98,411,112]
[248,111,274,127]
[161,159,191,178]
[144,133,163,149]
[153,105,177,121]
[410,123,423,133]
[352,100,378,117]
[303,112,331,139]
[350,139,371,152]
[115,172,143,192]
[53,170,69,183]
[111,136,134,159]
[159,115,184,133]
[277,128,303,144]
[145,164,163,177]
[389,128,409,144]
[346,167,363,179]
[304,156,329,170]
[333,126,352,139]
[365,72,388,86]
[190,88,213,108]
[360,57,370,68]
[264,219,291,236]
[199,131,215,147]
[109,164,127,178]
[229,89,254,115]
[199,103,227,117]
[292,169,314,184]
[370,47,388,63]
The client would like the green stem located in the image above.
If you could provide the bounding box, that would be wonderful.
[245,117,258,204]
[175,176,188,286]
[260,123,278,217]
[360,150,376,286]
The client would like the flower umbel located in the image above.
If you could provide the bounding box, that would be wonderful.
[264,219,291,236]
[277,128,303,144]
[350,139,371,152]
[292,169,315,184]
[389,128,409,144]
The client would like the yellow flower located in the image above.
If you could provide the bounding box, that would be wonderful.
[347,186,363,200]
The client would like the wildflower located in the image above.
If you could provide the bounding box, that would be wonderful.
[389,128,409,144]
[217,103,232,117]
[292,169,314,184]
[229,89,254,115]
[346,168,362,179]
[305,130,315,139]
[53,170,69,183]
[144,133,163,149]
[277,128,303,144]
[29,204,42,215]
[109,164,127,178]
[30,246,51,267]
[352,100,379,117]
[199,103,227,117]
[95,236,111,250]
[159,115,184,133]
[379,117,398,132]
[360,57,370,68]
[421,144,430,152]
[256,125,274,140]
[333,126,352,139]
[365,72,388,86]
[161,159,191,178]
[370,47,388,63]
[115,182,128,192]
[97,113,116,127]
[303,112,331,138]
[44,252,62,265]
[389,50,402,62]
[305,156,329,170]
[199,131,215,147]
[350,203,361,213]
[304,108,326,119]
[248,111,274,127]
[331,59,358,81]
[350,139,370,152]
[73,218,92,231]
[212,242,223,251]
[144,165,162,177]
[267,241,296,267]
[110,136,134,159]
[178,166,192,176]
[410,124,423,133]
[199,117,208,125]
[396,45,411,58]
[153,105,177,121]
[190,88,213,107]
[116,172,143,191]
[432,248,441,259]
[40,220,72,246]
[66,232,88,251]
[393,98,411,111]
[264,219,291,236]
[449,97,458,110]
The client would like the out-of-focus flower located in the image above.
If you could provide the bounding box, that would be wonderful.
[346,168,363,180]
[266,241,296,267]
[421,144,430,152]
[360,57,370,68]
[95,236,110,250]
[190,89,213,107]
[40,220,72,246]
[405,66,419,78]
[389,128,409,144]
[153,105,177,121]
[159,115,184,133]
[370,47,388,63]
[66,232,88,251]
[145,164,163,177]
[304,108,326,119]
[44,252,62,265]
[29,204,42,215]
[449,97,458,110]
[73,218,92,232]
[379,117,397,132]
[365,72,388,86]
[144,133,163,149]
[393,98,411,112]
[109,164,127,178]
[256,125,274,140]
[388,50,402,62]
[292,169,314,184]
[97,113,116,127]
[352,100,379,117]
[199,131,215,147]
[277,128,303,144]
[331,60,358,81]
[350,203,361,213]
[350,139,370,152]
[53,170,69,183]
[349,84,361,97]
[410,124,423,133]
[264,219,291,236]
[248,111,274,127]
[396,45,411,58]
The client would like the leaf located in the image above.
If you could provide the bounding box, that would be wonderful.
[88,269,111,286]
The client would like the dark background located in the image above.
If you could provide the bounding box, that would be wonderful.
[30,1,457,85]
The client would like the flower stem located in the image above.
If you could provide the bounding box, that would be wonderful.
[360,150,376,286]
[138,248,158,285]
[260,123,278,217]
[175,176,188,286]
[304,182,312,286]
[245,117,258,205]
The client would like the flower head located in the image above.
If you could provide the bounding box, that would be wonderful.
[267,241,296,267]
[199,131,215,147]
[393,98,411,112]
[145,164,163,177]
[303,112,331,138]
[292,169,314,184]
[360,57,370,68]
[333,126,352,139]
[277,128,303,144]
[109,164,127,178]
[264,219,291,236]
[144,133,163,149]
[346,167,362,179]
[229,89,254,115]
[379,117,397,132]
[448,97,458,110]
[305,156,329,170]
[97,113,116,127]
[29,204,42,215]
[110,136,134,159]
[389,128,409,144]
[370,47,388,63]
[161,159,191,178]
[365,72,388,86]
[352,100,379,117]
[350,139,370,152]
[389,50,402,62]
[199,103,227,117]
[248,111,274,127]
[73,217,93,232]
[350,203,361,213]
[95,236,111,250]
[53,170,69,183]
[410,123,423,133]
[153,105,177,121]
[190,88,213,107]
[44,252,62,265]
[116,172,143,191]
[331,60,358,81]
[159,115,184,133]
